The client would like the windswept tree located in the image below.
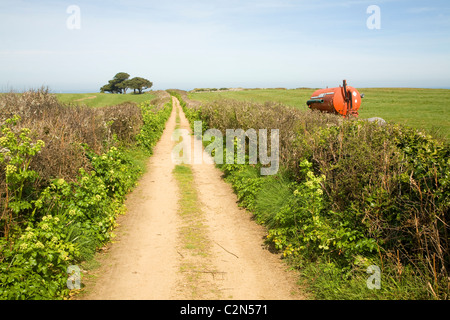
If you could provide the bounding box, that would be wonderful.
[100,72,130,94]
[100,73,152,94]
[100,83,115,94]
[126,77,153,94]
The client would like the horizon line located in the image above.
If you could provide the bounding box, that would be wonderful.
[2,86,450,94]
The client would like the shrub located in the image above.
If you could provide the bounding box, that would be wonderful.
[136,101,172,153]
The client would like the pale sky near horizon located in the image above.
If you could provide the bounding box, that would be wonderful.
[0,0,449,92]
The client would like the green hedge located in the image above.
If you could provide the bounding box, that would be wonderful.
[178,94,449,299]
[0,100,172,299]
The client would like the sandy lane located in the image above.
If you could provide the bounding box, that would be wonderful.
[79,96,304,300]
[79,98,181,300]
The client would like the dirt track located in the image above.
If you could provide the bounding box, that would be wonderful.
[79,97,304,300]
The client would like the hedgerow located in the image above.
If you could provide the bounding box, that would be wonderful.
[178,92,449,299]
[0,90,172,299]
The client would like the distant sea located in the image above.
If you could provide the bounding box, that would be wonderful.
[2,86,450,94]
[54,87,450,94]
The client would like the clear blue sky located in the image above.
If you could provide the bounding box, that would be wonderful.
[1,0,449,92]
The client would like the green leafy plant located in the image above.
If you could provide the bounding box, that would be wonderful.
[0,215,77,299]
[0,115,45,239]
[0,97,173,300]
[136,101,172,153]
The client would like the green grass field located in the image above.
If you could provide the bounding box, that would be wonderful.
[55,88,449,139]
[189,88,450,140]
[55,92,156,108]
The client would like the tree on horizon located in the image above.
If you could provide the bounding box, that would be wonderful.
[100,73,152,94]
[125,77,153,94]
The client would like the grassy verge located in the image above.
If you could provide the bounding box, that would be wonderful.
[173,165,209,256]
[171,96,222,299]
[172,163,221,299]
[189,88,311,109]
[55,92,156,108]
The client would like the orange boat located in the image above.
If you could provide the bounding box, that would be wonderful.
[307,80,364,117]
